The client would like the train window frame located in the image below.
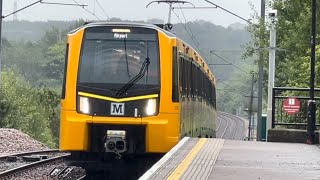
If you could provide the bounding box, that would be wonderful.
[76,26,161,97]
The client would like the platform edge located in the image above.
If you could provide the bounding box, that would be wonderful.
[138,137,190,180]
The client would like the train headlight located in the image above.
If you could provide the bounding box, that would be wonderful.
[146,99,157,116]
[79,96,90,114]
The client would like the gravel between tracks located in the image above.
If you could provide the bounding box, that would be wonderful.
[2,162,86,180]
[0,128,49,156]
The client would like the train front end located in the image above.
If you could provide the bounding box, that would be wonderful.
[59,23,180,161]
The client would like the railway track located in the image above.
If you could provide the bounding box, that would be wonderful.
[0,150,69,179]
[216,112,246,140]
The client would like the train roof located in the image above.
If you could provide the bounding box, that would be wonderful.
[69,21,177,38]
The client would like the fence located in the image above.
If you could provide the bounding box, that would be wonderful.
[272,87,320,129]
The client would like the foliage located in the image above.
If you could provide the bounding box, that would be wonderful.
[0,20,86,147]
[244,0,320,126]
[246,0,320,88]
[0,70,58,148]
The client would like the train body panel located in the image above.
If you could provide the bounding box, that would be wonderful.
[61,29,84,111]
[60,110,91,151]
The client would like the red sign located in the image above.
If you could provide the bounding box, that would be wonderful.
[283,97,301,115]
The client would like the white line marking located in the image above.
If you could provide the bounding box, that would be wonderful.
[139,137,190,180]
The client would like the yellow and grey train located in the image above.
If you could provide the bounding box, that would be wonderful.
[60,22,217,164]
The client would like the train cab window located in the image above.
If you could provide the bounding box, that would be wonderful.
[78,27,160,95]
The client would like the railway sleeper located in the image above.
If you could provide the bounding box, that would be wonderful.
[48,166,75,178]
[22,155,49,162]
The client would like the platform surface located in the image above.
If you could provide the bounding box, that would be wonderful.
[139,137,320,180]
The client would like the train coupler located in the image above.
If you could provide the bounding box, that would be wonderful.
[104,130,127,158]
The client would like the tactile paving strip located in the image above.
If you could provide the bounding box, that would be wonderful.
[147,138,199,180]
[180,138,224,180]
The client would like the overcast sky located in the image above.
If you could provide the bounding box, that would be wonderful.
[3,0,261,27]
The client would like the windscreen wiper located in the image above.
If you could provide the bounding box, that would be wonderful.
[124,39,130,78]
[115,57,150,96]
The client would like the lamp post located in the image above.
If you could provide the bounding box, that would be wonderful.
[307,0,317,144]
[266,10,277,140]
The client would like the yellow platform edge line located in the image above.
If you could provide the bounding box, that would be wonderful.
[167,138,207,180]
[78,92,158,102]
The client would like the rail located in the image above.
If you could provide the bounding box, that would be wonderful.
[217,112,246,140]
[0,150,69,179]
[0,149,59,160]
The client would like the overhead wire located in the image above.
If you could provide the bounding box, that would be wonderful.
[173,4,252,77]
[41,1,87,6]
[217,79,247,96]
[178,4,201,49]
[172,8,203,54]
[2,0,88,19]
[3,0,42,19]
[95,0,111,21]
[72,0,102,21]
[171,5,252,98]
[203,0,252,24]
[209,51,252,75]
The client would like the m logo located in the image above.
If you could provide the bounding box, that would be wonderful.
[111,103,125,115]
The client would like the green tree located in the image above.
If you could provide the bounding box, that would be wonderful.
[246,0,320,88]
[0,70,55,147]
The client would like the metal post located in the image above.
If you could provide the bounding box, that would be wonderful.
[307,0,317,144]
[256,0,265,141]
[167,3,172,24]
[272,88,276,128]
[267,12,277,138]
[248,73,254,140]
[146,1,195,25]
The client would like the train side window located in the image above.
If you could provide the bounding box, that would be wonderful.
[198,67,201,98]
[180,57,184,96]
[213,83,216,108]
[205,77,209,102]
[205,76,208,101]
[194,66,198,97]
[181,56,187,96]
[199,69,202,99]
[210,82,213,105]
[208,82,212,105]
[186,60,190,97]
[192,63,196,98]
[189,60,194,97]
[188,60,193,97]
[172,47,179,102]
[207,78,210,101]
[179,56,183,96]
[61,43,69,99]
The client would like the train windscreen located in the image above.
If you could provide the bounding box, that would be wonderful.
[78,26,160,95]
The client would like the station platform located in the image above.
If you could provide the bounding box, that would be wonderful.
[139,137,320,180]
